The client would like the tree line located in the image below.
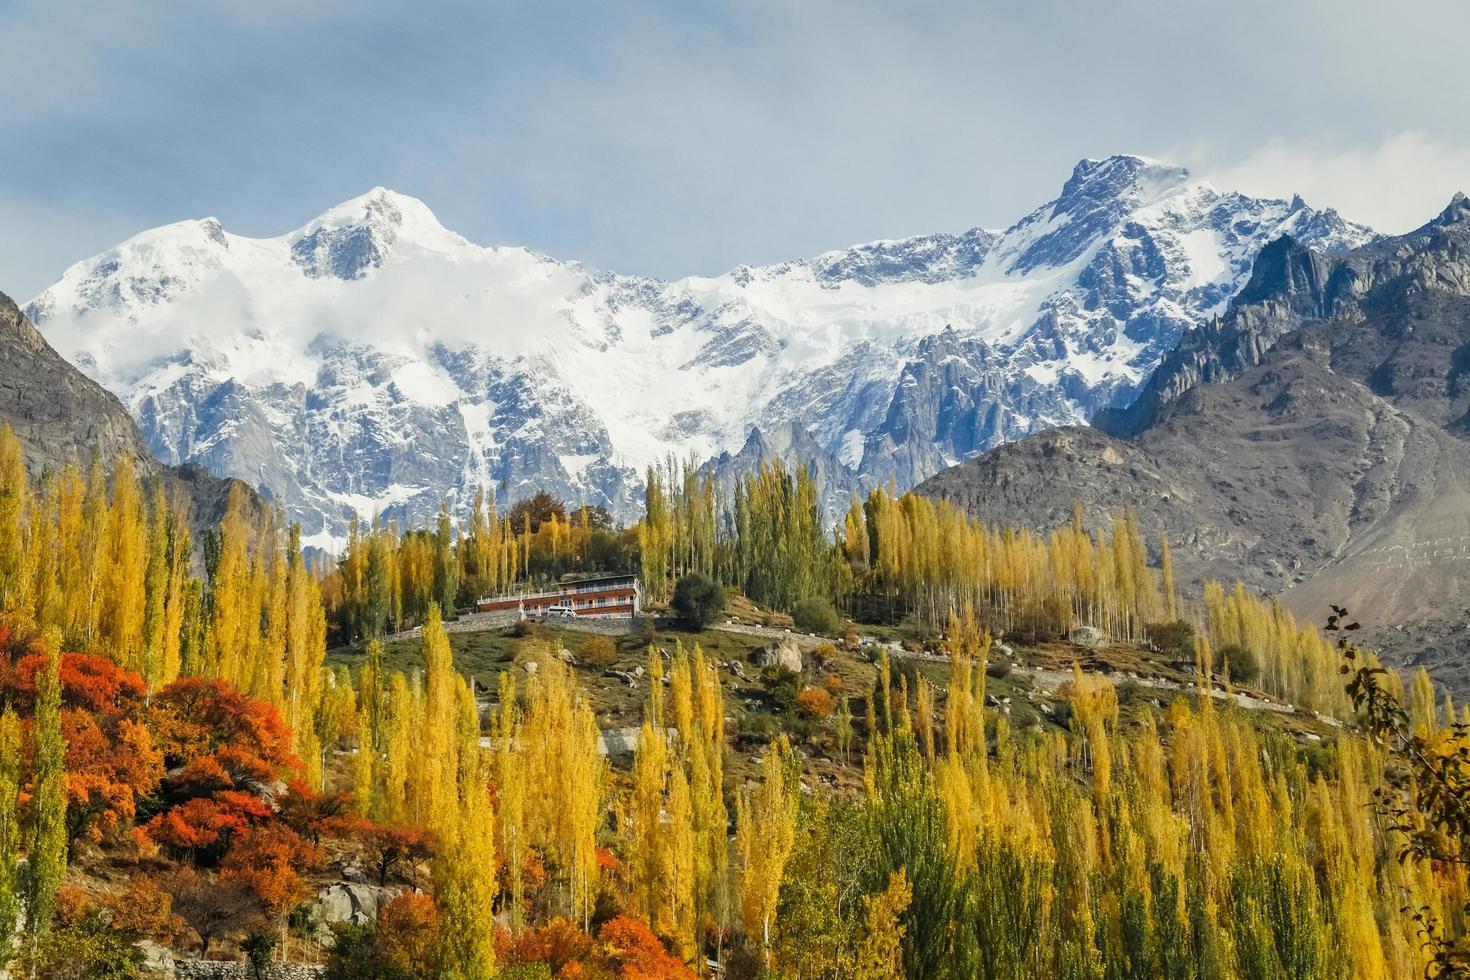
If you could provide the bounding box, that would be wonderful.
[0,424,1463,977]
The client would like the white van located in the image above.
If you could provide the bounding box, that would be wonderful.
[543,604,577,619]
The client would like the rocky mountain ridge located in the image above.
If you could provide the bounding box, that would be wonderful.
[0,290,259,539]
[917,194,1470,687]
[26,156,1375,546]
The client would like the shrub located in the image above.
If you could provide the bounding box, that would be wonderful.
[498,965,554,980]
[1301,743,1337,781]
[737,712,778,744]
[792,597,841,635]
[796,686,837,720]
[243,931,277,980]
[1214,643,1260,685]
[510,618,540,640]
[760,666,801,714]
[497,916,592,974]
[580,635,618,669]
[1144,620,1196,658]
[324,922,381,980]
[812,642,838,669]
[105,874,178,945]
[17,911,142,980]
[671,573,725,629]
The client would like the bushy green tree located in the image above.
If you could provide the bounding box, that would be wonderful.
[18,911,141,980]
[792,597,841,635]
[672,573,724,629]
[1144,619,1196,658]
[1214,643,1260,685]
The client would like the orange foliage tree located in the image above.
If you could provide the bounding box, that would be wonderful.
[374,893,442,976]
[795,686,836,721]
[0,650,165,847]
[146,678,297,775]
[221,823,323,920]
[597,916,697,980]
[139,678,301,862]
[497,915,695,980]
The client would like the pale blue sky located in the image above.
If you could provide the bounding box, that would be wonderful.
[5,0,1469,299]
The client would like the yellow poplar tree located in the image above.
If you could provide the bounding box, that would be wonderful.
[736,735,799,965]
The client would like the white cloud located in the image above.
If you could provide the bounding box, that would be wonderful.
[6,0,1470,296]
[1199,132,1470,234]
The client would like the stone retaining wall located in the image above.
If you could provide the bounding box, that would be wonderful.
[173,961,325,980]
[383,609,646,642]
[551,615,646,636]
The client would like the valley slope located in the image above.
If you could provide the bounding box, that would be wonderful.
[917,195,1470,687]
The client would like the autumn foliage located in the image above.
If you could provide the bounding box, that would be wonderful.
[1,429,1468,980]
[496,915,695,980]
[794,686,836,720]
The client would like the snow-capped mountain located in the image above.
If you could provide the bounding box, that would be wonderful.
[25,156,1376,546]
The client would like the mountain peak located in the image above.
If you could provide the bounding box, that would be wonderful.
[1060,154,1191,204]
[288,187,467,280]
[1004,155,1199,276]
[1436,191,1470,226]
[30,155,1386,539]
[302,186,432,227]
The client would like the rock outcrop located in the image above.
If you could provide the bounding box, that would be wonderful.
[754,638,804,673]
[313,881,399,944]
[0,291,154,477]
[0,290,262,548]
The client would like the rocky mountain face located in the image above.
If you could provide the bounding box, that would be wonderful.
[917,195,1470,688]
[0,292,154,476]
[25,156,1374,547]
[0,290,258,536]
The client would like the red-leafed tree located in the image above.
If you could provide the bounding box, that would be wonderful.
[138,678,304,864]
[7,651,148,714]
[2,651,165,846]
[142,790,274,863]
[62,711,163,844]
[358,823,436,887]
[276,778,353,846]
